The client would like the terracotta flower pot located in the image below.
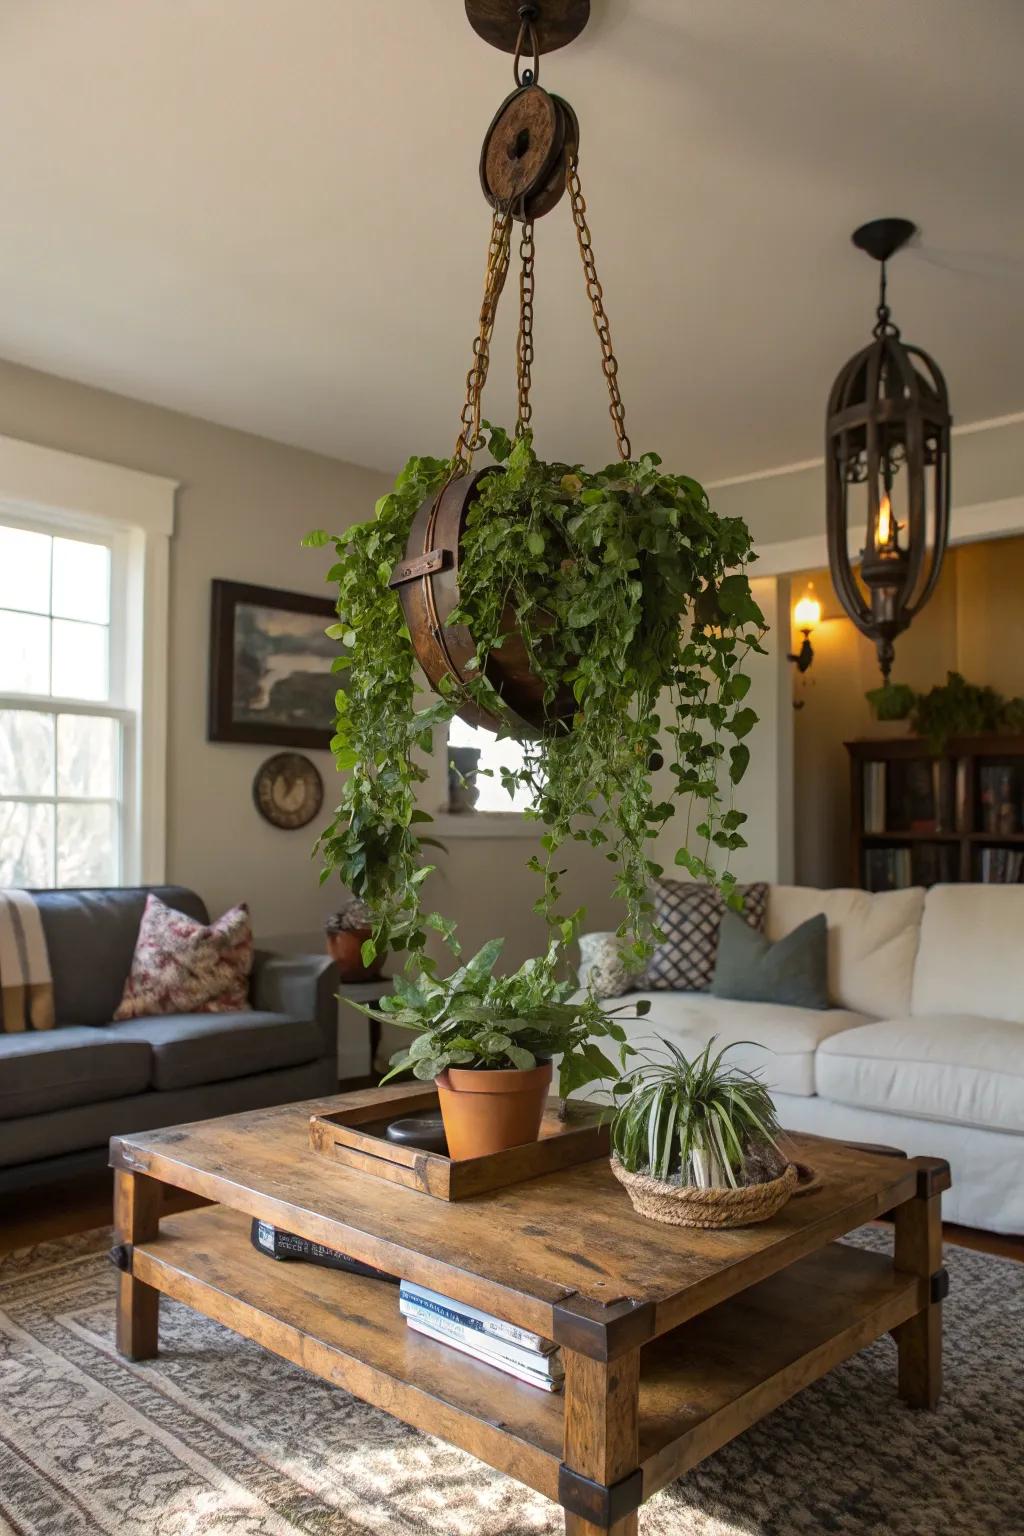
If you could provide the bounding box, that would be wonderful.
[325,927,385,983]
[435,1060,553,1161]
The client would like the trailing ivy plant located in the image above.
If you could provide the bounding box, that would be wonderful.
[306,426,765,976]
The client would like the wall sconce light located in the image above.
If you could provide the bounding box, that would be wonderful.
[788,589,822,675]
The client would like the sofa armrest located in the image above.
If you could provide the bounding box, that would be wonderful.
[250,952,339,1060]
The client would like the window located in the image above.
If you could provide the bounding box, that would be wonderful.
[0,521,127,887]
[447,715,536,814]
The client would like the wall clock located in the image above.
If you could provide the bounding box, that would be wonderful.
[252,752,323,830]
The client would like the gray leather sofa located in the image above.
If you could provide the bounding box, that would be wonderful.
[0,885,339,1193]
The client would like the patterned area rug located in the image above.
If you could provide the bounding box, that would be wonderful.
[0,1225,1021,1536]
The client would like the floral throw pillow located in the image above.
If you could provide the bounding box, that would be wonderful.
[113,894,254,1019]
[578,932,633,999]
[644,879,769,993]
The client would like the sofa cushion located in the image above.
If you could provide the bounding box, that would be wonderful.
[31,886,209,1027]
[114,894,253,1020]
[106,1011,323,1091]
[816,1015,1024,1135]
[912,884,1024,1023]
[0,1027,152,1119]
[713,912,829,1009]
[644,880,768,992]
[606,992,867,1097]
[766,885,924,1018]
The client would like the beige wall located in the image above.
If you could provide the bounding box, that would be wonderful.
[791,535,1024,887]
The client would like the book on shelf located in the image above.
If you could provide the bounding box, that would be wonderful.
[863,762,886,834]
[978,764,1022,836]
[979,846,1024,884]
[863,845,913,892]
[911,841,958,887]
[404,1317,564,1391]
[399,1281,563,1392]
[398,1280,555,1354]
[250,1220,398,1283]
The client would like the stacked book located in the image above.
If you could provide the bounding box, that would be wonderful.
[399,1280,564,1393]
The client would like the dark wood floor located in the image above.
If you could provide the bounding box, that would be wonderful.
[1,1166,1021,1260]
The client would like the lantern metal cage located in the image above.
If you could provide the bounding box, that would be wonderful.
[825,218,952,681]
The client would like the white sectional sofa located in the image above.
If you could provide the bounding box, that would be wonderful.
[590,883,1024,1235]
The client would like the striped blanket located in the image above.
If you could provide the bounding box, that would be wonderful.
[0,890,55,1033]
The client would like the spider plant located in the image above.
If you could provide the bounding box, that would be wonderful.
[610,1037,782,1189]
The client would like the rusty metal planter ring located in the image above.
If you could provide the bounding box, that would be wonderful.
[389,469,575,736]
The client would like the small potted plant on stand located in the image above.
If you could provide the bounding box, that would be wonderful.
[352,937,643,1160]
[325,898,385,983]
[610,1038,812,1228]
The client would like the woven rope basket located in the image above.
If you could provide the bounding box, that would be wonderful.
[610,1156,818,1229]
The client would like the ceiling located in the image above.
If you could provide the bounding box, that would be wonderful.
[0,0,1021,481]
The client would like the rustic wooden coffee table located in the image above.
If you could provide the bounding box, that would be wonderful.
[110,1086,950,1535]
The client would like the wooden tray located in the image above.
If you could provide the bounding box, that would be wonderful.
[308,1087,609,1200]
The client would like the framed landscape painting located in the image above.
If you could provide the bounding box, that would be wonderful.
[208,580,341,749]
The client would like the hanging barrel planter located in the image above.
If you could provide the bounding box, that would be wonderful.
[389,467,576,734]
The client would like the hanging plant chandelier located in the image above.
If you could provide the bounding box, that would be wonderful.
[825,218,952,681]
[308,0,766,974]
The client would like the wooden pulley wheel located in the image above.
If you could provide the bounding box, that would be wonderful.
[480,87,579,221]
[389,469,575,736]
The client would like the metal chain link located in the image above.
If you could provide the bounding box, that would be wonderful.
[567,154,632,462]
[515,220,536,439]
[453,206,514,472]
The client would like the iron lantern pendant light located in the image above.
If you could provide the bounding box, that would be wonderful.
[825,218,952,680]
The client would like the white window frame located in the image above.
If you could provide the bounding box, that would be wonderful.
[0,434,177,884]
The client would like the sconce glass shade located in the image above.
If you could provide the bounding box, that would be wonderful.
[825,222,952,680]
[793,594,822,631]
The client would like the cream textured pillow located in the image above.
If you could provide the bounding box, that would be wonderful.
[114,894,253,1019]
[578,932,632,999]
[766,885,924,1017]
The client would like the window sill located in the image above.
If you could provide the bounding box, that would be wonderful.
[430,811,541,839]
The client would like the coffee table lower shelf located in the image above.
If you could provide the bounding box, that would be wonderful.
[130,1205,925,1512]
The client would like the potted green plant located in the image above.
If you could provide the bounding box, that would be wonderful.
[325,898,385,983]
[352,937,646,1160]
[609,1038,805,1228]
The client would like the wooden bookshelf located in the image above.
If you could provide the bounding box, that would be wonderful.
[846,734,1024,890]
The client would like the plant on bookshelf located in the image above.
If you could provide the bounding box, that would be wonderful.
[866,672,1024,754]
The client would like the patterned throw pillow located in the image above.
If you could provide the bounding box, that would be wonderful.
[644,879,768,992]
[577,932,633,999]
[114,894,254,1019]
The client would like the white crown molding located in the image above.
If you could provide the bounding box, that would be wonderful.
[754,496,1024,577]
[706,410,1024,491]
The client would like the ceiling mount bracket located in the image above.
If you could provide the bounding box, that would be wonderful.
[465,0,591,56]
[851,218,918,264]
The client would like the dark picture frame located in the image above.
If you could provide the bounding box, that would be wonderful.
[208,580,340,749]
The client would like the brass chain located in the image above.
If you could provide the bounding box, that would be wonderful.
[453,206,514,472]
[515,220,536,439]
[567,154,632,462]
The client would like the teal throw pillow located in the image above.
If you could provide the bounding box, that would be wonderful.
[711,911,829,1010]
